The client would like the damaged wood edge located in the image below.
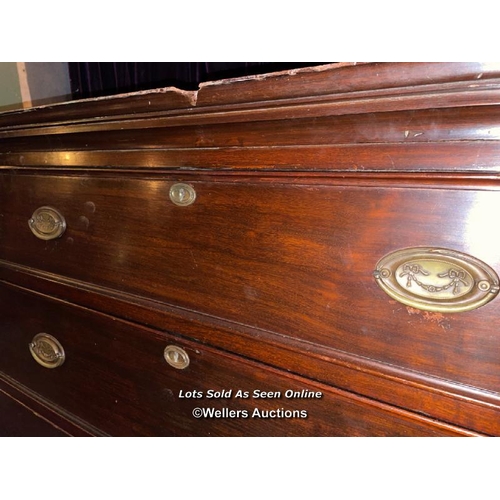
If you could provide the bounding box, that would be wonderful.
[0,86,199,132]
[2,63,354,118]
[3,63,351,119]
[2,79,500,139]
[5,85,199,114]
[195,61,500,107]
[197,62,364,88]
[0,65,356,128]
[0,83,500,142]
[3,63,500,134]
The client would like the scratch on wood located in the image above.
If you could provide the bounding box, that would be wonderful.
[405,306,451,330]
[384,153,396,168]
[189,249,198,268]
[83,86,199,109]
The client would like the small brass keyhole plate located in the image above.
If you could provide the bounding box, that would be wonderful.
[169,183,196,206]
[164,345,190,369]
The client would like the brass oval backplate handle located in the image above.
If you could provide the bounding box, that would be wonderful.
[28,206,67,240]
[373,247,500,313]
[29,333,65,369]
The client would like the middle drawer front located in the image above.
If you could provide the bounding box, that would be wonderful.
[1,174,500,395]
[0,283,469,436]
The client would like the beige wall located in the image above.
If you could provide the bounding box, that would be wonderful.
[0,62,23,111]
[0,62,71,112]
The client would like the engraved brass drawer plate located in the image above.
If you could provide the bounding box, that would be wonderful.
[373,247,500,313]
[28,206,66,240]
[29,333,65,369]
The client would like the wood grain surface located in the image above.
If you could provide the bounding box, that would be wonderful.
[0,283,478,436]
[0,62,499,436]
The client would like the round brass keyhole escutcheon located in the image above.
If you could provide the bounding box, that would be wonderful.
[29,333,65,369]
[164,345,190,369]
[169,183,196,206]
[28,206,67,240]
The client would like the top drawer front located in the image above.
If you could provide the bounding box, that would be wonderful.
[1,174,500,395]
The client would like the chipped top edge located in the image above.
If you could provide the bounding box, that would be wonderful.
[0,63,358,119]
[16,63,356,112]
[198,62,364,89]
[0,85,198,117]
[66,86,199,107]
[2,62,500,123]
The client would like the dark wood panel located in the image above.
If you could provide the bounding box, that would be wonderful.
[1,267,498,436]
[2,141,500,171]
[0,283,477,436]
[0,372,104,437]
[0,174,499,398]
[2,106,500,152]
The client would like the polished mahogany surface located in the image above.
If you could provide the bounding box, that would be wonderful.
[0,282,473,437]
[0,62,499,436]
[0,175,499,394]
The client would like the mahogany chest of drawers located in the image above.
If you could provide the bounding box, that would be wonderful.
[1,62,499,436]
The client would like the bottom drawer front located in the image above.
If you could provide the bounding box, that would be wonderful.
[0,284,472,436]
[0,389,67,437]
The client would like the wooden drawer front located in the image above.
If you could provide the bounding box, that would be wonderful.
[0,389,66,437]
[1,174,500,396]
[0,283,472,436]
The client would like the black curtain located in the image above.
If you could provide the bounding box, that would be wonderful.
[68,62,327,100]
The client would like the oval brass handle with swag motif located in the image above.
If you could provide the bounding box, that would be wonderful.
[373,247,499,313]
